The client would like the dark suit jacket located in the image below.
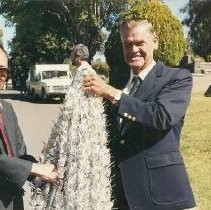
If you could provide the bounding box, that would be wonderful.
[107,61,196,210]
[0,99,33,210]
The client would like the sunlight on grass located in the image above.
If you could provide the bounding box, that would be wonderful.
[181,92,211,210]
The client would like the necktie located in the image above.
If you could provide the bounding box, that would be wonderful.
[118,76,141,128]
[129,76,141,96]
[0,113,13,157]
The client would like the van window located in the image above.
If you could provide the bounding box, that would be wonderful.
[42,71,68,79]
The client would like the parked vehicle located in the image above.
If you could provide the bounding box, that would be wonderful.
[27,64,72,101]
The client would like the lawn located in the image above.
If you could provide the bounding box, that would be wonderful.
[181,92,211,210]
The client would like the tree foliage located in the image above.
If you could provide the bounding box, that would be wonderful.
[0,0,130,75]
[92,58,110,78]
[105,0,186,88]
[182,0,211,60]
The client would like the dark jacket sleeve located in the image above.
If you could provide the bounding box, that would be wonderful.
[0,100,33,188]
[118,68,192,130]
[0,156,32,187]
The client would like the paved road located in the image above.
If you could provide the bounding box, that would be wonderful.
[1,89,62,209]
[192,75,211,92]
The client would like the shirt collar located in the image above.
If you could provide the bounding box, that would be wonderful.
[129,60,156,84]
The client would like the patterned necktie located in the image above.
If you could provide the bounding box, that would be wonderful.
[129,76,142,96]
[0,113,13,157]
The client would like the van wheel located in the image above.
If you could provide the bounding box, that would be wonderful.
[30,89,37,100]
[41,88,47,101]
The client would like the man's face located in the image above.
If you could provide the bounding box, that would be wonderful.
[121,25,158,74]
[0,48,8,89]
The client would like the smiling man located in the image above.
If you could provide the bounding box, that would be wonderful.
[121,20,158,75]
[83,19,196,210]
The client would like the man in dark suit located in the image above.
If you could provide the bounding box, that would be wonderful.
[0,45,59,210]
[83,19,196,210]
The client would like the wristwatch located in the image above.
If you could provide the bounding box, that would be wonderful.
[112,89,122,105]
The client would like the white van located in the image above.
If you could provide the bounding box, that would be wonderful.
[27,64,72,101]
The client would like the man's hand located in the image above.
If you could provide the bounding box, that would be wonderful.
[83,74,119,102]
[31,163,59,185]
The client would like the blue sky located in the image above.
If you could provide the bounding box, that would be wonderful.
[0,0,189,53]
[163,0,189,35]
[0,17,15,52]
[163,0,189,21]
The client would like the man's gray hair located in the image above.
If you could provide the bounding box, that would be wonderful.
[71,44,89,60]
[120,19,155,36]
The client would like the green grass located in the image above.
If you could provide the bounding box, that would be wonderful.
[181,92,211,210]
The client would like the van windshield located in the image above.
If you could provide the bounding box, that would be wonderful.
[42,70,68,79]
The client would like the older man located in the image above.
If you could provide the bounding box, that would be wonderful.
[83,19,196,210]
[0,45,59,210]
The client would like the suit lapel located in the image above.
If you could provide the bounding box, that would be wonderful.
[0,100,10,138]
[120,61,164,135]
[135,60,164,100]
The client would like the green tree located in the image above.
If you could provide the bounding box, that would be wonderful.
[105,0,186,88]
[92,58,110,78]
[182,0,211,60]
[0,0,131,77]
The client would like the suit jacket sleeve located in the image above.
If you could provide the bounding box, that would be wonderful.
[118,68,192,130]
[0,101,32,188]
[0,156,32,188]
